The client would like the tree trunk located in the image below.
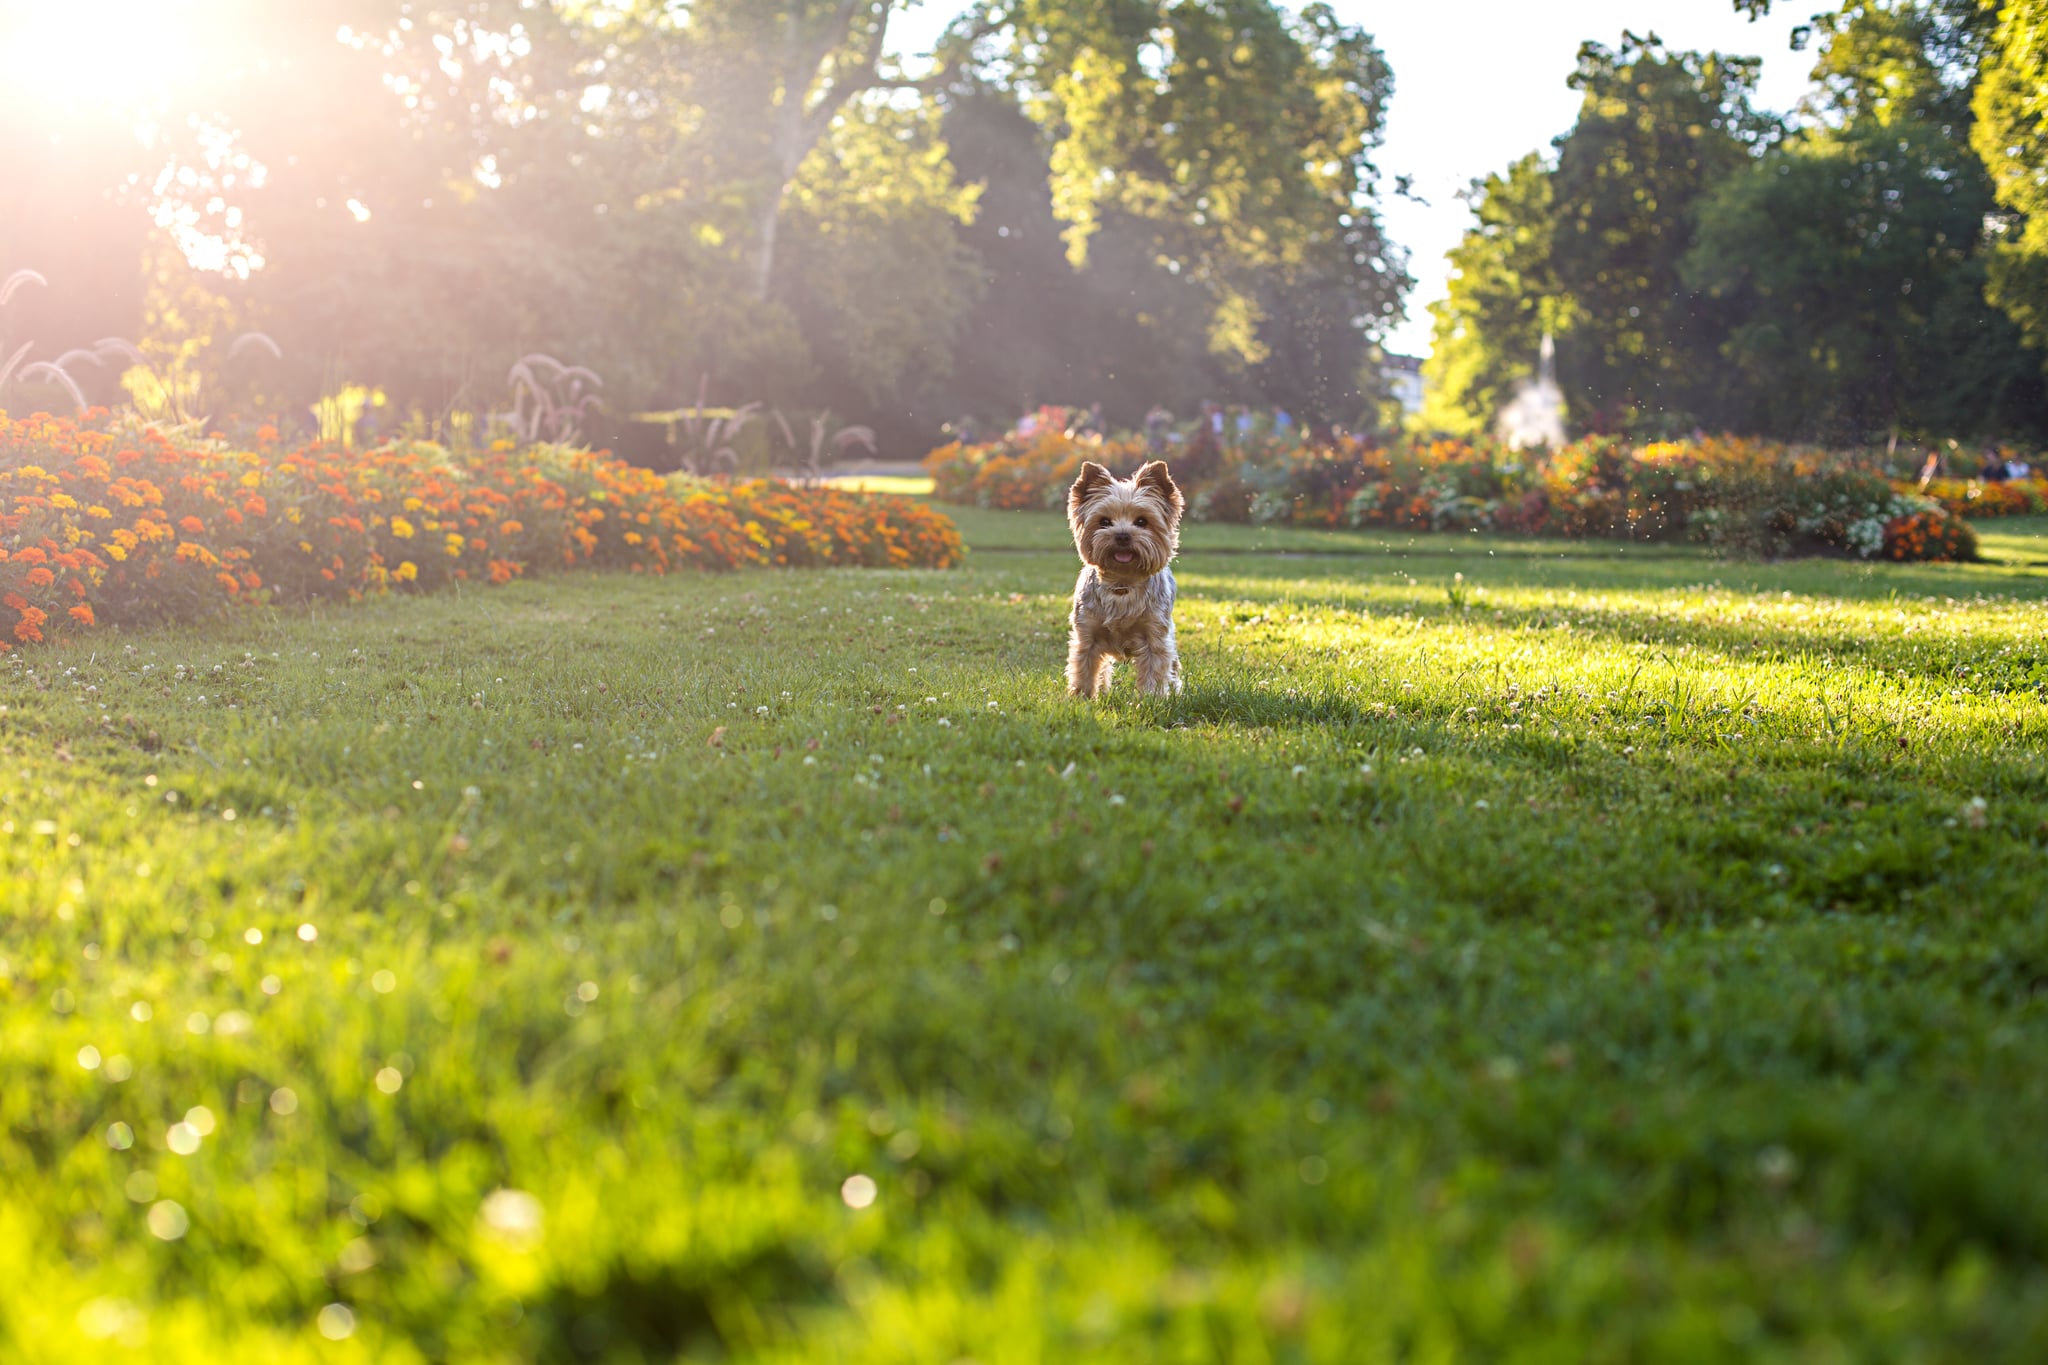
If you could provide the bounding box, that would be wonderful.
[748,2,890,302]
[751,175,785,301]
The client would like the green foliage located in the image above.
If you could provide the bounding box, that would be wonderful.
[1974,0,2048,363]
[1433,4,2048,445]
[1549,33,1772,430]
[1422,33,1771,440]
[993,0,1408,375]
[1422,155,1564,439]
[41,0,1410,439]
[782,102,987,404]
[924,422,1987,561]
[1686,112,2045,441]
[1683,1,2048,443]
[7,517,2048,1356]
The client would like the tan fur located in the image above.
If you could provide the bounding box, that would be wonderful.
[1065,460,1184,698]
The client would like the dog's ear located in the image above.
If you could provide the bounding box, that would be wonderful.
[1068,461,1114,513]
[1134,460,1183,522]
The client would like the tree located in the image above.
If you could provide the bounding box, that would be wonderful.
[1686,118,2046,441]
[568,0,995,303]
[918,86,1235,427]
[1688,0,2048,441]
[1421,34,1767,439]
[984,0,1408,384]
[1546,33,1772,431]
[110,1,988,417]
[1973,0,2048,363]
[1422,155,1565,438]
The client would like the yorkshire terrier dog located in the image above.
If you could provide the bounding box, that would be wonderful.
[1065,460,1184,697]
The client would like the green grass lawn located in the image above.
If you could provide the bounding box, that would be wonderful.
[6,511,2048,1361]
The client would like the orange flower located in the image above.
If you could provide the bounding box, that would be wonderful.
[179,515,206,534]
[68,604,94,626]
[24,567,54,588]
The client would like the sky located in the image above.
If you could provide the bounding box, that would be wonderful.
[894,1,1821,359]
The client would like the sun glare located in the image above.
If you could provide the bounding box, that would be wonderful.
[1,1,225,125]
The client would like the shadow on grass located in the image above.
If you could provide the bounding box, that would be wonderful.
[1187,546,2048,605]
[1159,680,1375,730]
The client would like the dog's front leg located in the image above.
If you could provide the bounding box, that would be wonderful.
[1067,636,1111,698]
[1132,644,1178,695]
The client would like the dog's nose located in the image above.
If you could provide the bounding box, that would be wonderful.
[1114,530,1132,544]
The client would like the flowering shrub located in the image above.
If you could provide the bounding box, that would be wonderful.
[1882,508,1979,562]
[926,425,1980,562]
[1917,477,2048,520]
[0,410,963,647]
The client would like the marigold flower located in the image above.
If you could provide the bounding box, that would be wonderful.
[24,567,54,588]
[69,604,94,626]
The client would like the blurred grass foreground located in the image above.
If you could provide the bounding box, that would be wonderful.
[5,504,2048,1358]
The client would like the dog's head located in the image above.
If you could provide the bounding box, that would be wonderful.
[1068,460,1182,581]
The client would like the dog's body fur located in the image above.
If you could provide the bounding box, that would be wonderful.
[1065,460,1184,697]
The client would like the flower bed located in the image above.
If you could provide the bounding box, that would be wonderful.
[1917,477,2048,520]
[925,427,1983,562]
[1,411,963,647]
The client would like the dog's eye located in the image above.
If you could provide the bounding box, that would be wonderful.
[1134,516,1147,527]
[1099,517,1112,527]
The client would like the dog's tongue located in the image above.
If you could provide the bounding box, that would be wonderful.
[1113,551,1136,564]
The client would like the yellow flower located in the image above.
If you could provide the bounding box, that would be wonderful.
[285,506,302,525]
[105,544,128,562]
[49,492,78,509]
[87,505,112,520]
[395,560,418,582]
[390,516,415,539]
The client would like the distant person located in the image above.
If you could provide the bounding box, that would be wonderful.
[2008,455,2033,481]
[1917,451,1939,489]
[1980,450,2008,483]
[1143,406,1176,455]
[1181,402,1223,481]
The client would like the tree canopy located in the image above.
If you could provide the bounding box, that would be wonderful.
[1973,0,2048,360]
[3,0,1412,440]
[1425,2,2048,445]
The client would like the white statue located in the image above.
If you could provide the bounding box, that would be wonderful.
[1496,332,1567,451]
